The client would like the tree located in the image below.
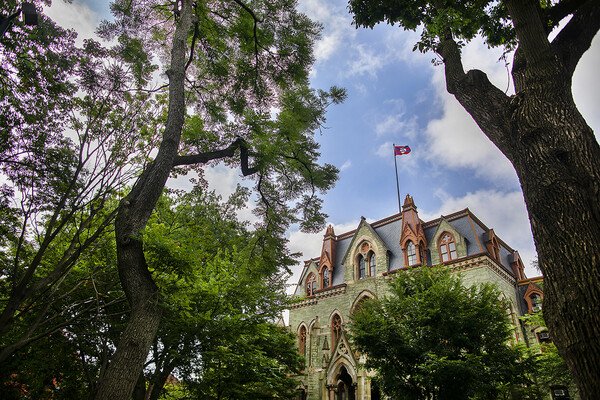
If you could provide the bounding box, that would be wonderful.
[0,187,305,399]
[0,1,153,365]
[93,0,344,398]
[132,187,303,400]
[350,267,532,400]
[348,1,600,397]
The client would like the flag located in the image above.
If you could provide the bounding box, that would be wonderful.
[394,145,411,155]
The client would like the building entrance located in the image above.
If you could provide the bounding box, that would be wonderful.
[336,366,355,400]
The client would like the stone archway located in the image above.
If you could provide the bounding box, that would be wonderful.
[336,366,355,400]
[326,364,357,400]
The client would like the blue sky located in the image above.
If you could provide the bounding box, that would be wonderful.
[44,0,600,283]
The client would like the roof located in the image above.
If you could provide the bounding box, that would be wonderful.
[294,207,520,291]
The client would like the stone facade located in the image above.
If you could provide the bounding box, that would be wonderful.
[288,195,547,400]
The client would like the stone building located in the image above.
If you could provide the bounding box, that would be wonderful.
[288,195,547,400]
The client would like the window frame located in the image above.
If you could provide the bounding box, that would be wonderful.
[331,314,342,351]
[322,267,330,289]
[406,241,417,266]
[439,233,458,262]
[358,255,366,279]
[368,251,376,277]
[306,273,316,297]
[299,325,307,355]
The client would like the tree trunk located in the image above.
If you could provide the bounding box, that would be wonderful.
[436,1,600,397]
[93,1,194,399]
[508,72,600,400]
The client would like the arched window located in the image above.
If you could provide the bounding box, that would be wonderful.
[322,268,330,288]
[358,255,366,279]
[439,233,457,262]
[531,293,542,312]
[299,325,307,356]
[368,251,376,276]
[491,238,500,260]
[331,314,342,351]
[406,241,417,266]
[306,273,316,297]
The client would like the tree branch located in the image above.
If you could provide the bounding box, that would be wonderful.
[436,34,512,157]
[172,138,258,175]
[544,0,588,30]
[552,0,600,75]
[505,0,551,65]
[232,0,261,58]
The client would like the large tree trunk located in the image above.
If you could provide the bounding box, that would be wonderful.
[436,1,600,398]
[93,2,194,399]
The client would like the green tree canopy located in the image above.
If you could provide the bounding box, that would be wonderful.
[2,1,344,398]
[350,267,530,400]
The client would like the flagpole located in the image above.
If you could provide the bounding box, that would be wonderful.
[393,143,401,214]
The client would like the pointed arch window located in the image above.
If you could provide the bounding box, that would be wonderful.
[331,314,342,351]
[368,251,376,276]
[439,233,457,262]
[322,268,330,289]
[306,273,316,297]
[406,241,417,266]
[531,293,542,312]
[358,255,366,279]
[299,325,307,356]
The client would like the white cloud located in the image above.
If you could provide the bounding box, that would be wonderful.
[375,141,393,159]
[287,220,360,293]
[344,44,387,79]
[421,38,519,185]
[572,36,600,137]
[43,1,100,45]
[298,0,357,68]
[340,160,352,171]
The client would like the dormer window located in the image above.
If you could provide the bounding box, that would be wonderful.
[306,273,316,297]
[358,255,366,279]
[407,241,417,265]
[368,251,376,276]
[531,293,542,312]
[322,268,330,288]
[439,233,457,262]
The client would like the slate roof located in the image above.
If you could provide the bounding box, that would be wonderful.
[295,206,523,293]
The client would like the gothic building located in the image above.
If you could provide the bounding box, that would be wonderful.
[288,195,546,400]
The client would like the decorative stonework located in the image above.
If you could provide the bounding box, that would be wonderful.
[290,285,347,309]
[360,242,370,253]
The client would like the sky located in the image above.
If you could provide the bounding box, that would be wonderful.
[42,0,600,287]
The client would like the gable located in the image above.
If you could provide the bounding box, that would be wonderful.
[428,217,468,265]
[341,218,390,266]
[295,260,319,297]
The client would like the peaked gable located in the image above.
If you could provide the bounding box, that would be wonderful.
[341,217,390,266]
[428,217,468,265]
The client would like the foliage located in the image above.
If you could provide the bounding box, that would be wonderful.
[350,267,531,400]
[0,0,159,364]
[135,187,303,400]
[349,0,517,53]
[0,187,304,399]
[3,0,343,397]
[516,313,577,399]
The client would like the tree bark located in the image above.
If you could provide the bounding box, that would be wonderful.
[436,1,600,398]
[93,1,194,399]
